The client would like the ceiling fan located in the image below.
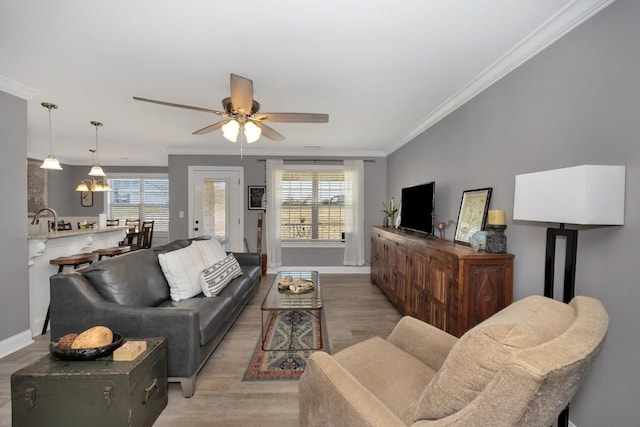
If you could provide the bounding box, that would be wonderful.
[133,73,329,144]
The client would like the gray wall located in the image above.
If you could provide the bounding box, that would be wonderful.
[168,154,387,266]
[0,91,30,342]
[387,0,639,425]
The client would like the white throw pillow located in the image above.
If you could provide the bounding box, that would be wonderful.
[200,254,243,297]
[158,242,208,301]
[193,238,227,266]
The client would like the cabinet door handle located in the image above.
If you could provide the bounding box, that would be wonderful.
[484,294,491,302]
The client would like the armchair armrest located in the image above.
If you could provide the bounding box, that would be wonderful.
[386,316,458,371]
[299,351,406,427]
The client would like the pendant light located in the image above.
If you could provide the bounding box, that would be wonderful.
[40,102,63,170]
[75,121,111,192]
[88,121,105,176]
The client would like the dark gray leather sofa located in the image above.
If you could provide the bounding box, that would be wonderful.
[49,238,261,397]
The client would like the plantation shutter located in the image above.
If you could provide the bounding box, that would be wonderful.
[280,170,345,240]
[107,177,169,233]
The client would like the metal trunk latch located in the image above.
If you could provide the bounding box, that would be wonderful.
[103,385,113,408]
[25,387,36,409]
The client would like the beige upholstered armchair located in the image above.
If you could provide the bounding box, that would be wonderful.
[299,295,608,427]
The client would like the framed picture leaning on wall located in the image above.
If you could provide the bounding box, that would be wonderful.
[454,187,492,245]
[248,186,266,210]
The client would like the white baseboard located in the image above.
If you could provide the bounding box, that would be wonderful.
[0,329,34,359]
[267,266,371,275]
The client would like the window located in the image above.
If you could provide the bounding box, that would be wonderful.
[280,169,345,241]
[106,175,169,234]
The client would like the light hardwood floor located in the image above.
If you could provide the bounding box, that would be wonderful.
[0,274,401,427]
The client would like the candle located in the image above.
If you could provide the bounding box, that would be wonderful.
[488,210,506,225]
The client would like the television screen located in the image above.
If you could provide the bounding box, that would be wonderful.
[399,182,435,235]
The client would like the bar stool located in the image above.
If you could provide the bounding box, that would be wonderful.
[93,245,131,260]
[44,252,98,335]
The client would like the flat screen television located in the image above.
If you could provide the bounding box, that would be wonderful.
[399,182,435,235]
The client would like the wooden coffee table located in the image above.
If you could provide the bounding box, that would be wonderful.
[260,271,322,351]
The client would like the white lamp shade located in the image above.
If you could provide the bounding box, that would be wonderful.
[222,120,240,142]
[513,165,625,225]
[244,121,262,143]
[40,155,63,170]
[88,165,105,176]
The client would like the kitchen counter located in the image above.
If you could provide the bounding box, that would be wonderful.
[28,226,129,240]
[28,226,128,337]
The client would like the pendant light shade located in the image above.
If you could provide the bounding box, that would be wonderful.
[41,155,63,170]
[40,102,63,170]
[88,164,106,176]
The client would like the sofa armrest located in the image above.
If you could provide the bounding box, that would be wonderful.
[50,272,200,378]
[299,351,406,427]
[230,252,260,266]
[386,316,458,371]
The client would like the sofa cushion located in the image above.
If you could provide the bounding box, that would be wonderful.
[333,336,438,422]
[158,295,235,346]
[200,254,243,297]
[158,241,208,301]
[414,295,576,421]
[193,238,227,266]
[83,249,170,306]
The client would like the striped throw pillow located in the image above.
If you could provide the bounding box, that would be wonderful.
[199,254,243,297]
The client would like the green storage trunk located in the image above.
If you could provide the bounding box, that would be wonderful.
[11,338,167,427]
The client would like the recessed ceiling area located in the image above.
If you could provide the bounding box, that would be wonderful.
[0,0,615,166]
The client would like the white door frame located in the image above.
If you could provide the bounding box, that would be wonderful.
[188,166,244,252]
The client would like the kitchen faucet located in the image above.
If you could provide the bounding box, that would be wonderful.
[31,207,58,231]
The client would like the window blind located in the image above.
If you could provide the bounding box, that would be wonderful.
[280,171,345,240]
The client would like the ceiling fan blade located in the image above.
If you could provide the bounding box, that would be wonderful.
[230,74,254,115]
[253,121,285,141]
[255,112,329,123]
[192,120,228,135]
[133,97,225,115]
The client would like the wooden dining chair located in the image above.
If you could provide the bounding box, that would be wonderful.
[125,218,140,229]
[139,220,155,249]
[106,219,120,226]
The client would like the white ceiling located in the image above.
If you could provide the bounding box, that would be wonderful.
[1,0,614,167]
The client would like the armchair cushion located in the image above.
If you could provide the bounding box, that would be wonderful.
[414,295,576,421]
[333,336,437,422]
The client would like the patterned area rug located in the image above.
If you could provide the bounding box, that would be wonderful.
[243,310,329,381]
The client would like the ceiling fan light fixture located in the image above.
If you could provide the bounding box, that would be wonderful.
[244,121,261,144]
[222,119,240,142]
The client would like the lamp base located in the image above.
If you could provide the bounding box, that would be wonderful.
[486,225,507,253]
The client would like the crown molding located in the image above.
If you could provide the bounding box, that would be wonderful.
[0,75,39,100]
[388,0,618,155]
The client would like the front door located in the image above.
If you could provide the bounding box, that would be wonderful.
[189,166,244,251]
